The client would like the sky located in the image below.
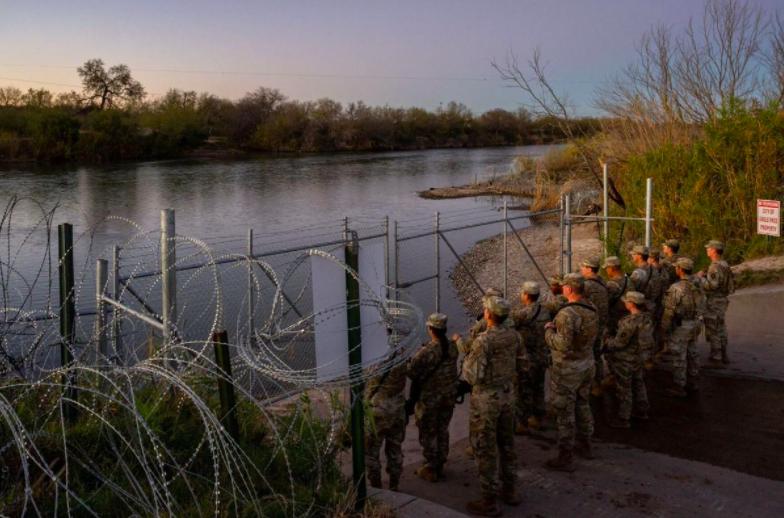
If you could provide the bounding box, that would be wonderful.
[0,0,780,114]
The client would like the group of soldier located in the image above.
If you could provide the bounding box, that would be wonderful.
[364,238,735,516]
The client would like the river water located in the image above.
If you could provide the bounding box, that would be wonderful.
[1,145,551,361]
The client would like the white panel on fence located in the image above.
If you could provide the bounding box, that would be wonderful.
[312,248,348,382]
[359,242,388,366]
[757,199,781,237]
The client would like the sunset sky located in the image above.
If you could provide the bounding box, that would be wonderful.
[0,0,779,113]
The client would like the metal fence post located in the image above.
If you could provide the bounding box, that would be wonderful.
[503,200,508,297]
[645,177,653,248]
[111,245,121,361]
[58,223,77,421]
[603,163,609,257]
[383,216,390,295]
[95,259,108,359]
[565,193,573,273]
[161,209,176,346]
[393,220,400,290]
[434,212,441,312]
[344,230,366,510]
[212,330,240,440]
[247,228,255,346]
[559,195,565,276]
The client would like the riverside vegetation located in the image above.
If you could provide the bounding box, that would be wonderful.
[0,59,599,163]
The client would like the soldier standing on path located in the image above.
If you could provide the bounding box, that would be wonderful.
[407,313,458,483]
[544,273,599,472]
[660,239,682,288]
[648,249,666,352]
[456,287,504,356]
[580,258,609,395]
[697,240,734,366]
[365,353,408,490]
[459,296,524,516]
[629,245,652,296]
[659,257,700,397]
[603,291,654,428]
[604,256,630,337]
[511,281,551,435]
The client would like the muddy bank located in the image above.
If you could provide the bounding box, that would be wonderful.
[418,176,535,200]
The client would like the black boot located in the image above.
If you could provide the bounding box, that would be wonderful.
[545,446,576,472]
[575,435,595,459]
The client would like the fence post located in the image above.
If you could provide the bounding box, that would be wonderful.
[603,163,609,257]
[383,216,390,296]
[645,177,653,248]
[393,220,400,291]
[434,212,440,312]
[344,230,366,510]
[503,200,508,297]
[57,223,77,421]
[95,259,108,359]
[559,195,565,276]
[247,228,255,346]
[111,245,121,361]
[161,209,176,346]
[565,193,573,273]
[212,330,240,440]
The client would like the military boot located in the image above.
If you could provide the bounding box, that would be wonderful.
[500,486,522,506]
[721,349,730,364]
[466,496,502,517]
[545,446,576,472]
[414,465,438,483]
[575,435,595,459]
[389,475,400,492]
[368,472,382,489]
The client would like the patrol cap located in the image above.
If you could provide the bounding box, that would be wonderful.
[630,245,649,256]
[483,295,511,317]
[520,281,540,296]
[622,291,645,305]
[548,275,563,286]
[603,256,621,268]
[663,239,680,249]
[483,287,503,298]
[648,248,661,260]
[426,313,448,330]
[705,240,725,251]
[561,273,584,290]
[581,257,600,269]
[675,257,694,272]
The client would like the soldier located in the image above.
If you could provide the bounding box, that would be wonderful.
[579,257,609,394]
[456,287,504,355]
[544,275,567,314]
[603,291,653,428]
[544,273,598,472]
[629,245,652,296]
[459,296,524,515]
[365,353,408,490]
[660,239,681,288]
[697,240,734,366]
[511,281,551,434]
[604,256,630,337]
[407,313,458,482]
[659,257,700,397]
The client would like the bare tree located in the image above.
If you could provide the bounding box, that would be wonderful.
[78,59,145,110]
[0,87,23,107]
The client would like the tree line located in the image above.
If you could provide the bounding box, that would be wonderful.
[0,60,599,162]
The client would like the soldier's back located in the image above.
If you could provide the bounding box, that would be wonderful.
[366,362,407,414]
[513,302,550,364]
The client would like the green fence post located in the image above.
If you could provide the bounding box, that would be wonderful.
[58,223,77,422]
[345,230,366,510]
[212,330,240,440]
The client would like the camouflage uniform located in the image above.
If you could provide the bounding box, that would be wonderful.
[545,301,598,451]
[512,301,551,422]
[660,253,681,289]
[407,337,458,473]
[606,274,630,336]
[701,258,733,361]
[660,274,699,391]
[583,274,609,384]
[605,309,653,420]
[463,318,525,498]
[365,362,408,485]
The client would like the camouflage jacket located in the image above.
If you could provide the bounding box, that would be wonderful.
[365,362,408,416]
[456,316,512,355]
[462,326,525,392]
[660,279,698,332]
[647,265,665,310]
[543,293,568,315]
[511,301,551,365]
[660,254,681,288]
[545,301,598,372]
[701,260,734,300]
[631,264,652,295]
[583,275,609,329]
[606,274,630,334]
[689,274,707,319]
[407,338,458,406]
[606,312,654,366]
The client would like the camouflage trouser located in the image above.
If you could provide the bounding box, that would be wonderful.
[664,322,698,389]
[549,364,595,450]
[704,297,729,360]
[517,359,547,422]
[469,387,516,498]
[592,326,606,385]
[365,407,405,481]
[415,401,454,470]
[606,358,649,420]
